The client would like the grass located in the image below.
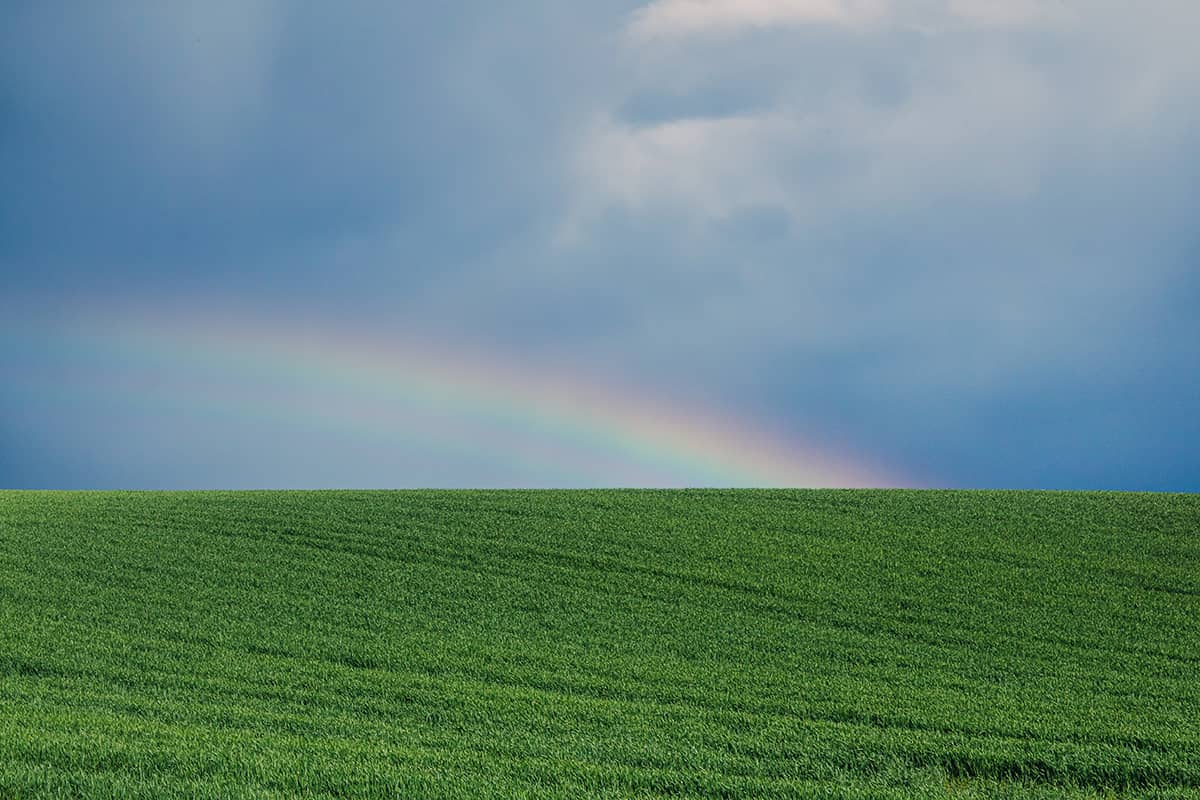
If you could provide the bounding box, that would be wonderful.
[0,489,1197,798]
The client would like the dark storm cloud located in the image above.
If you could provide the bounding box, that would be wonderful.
[0,2,608,294]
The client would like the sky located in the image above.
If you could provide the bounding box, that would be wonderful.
[2,0,1197,490]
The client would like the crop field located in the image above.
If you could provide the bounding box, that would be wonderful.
[0,490,1198,798]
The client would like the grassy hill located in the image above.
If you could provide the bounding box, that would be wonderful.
[1,489,1197,798]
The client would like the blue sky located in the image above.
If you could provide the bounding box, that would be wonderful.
[2,1,1197,490]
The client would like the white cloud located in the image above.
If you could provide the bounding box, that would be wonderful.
[945,0,1067,28]
[547,0,1200,411]
[565,49,1059,233]
[569,113,796,222]
[568,0,1200,232]
[628,0,887,41]
[625,0,1069,42]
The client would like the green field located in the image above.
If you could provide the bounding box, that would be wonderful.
[1,490,1197,798]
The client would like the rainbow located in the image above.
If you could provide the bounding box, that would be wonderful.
[7,309,905,488]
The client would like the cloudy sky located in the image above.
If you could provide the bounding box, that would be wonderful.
[2,0,1197,490]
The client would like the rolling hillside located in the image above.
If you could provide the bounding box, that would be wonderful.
[1,490,1197,798]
